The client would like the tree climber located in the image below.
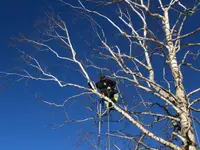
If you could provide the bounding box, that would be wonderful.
[89,74,119,110]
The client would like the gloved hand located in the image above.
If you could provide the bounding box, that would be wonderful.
[107,86,111,90]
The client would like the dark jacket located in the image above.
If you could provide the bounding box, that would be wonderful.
[95,78,117,98]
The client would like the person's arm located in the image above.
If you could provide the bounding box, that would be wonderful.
[95,81,101,89]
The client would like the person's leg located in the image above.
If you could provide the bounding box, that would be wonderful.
[113,93,119,102]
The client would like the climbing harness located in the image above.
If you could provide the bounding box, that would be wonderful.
[104,93,119,109]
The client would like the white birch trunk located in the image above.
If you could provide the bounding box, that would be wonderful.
[163,8,196,150]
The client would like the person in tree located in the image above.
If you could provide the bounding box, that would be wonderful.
[89,74,119,109]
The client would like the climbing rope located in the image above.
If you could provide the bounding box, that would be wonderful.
[97,102,102,146]
[107,110,111,150]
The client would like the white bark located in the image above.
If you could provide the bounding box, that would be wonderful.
[162,8,196,150]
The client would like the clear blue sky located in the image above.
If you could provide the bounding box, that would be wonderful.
[1,0,200,149]
[0,1,91,150]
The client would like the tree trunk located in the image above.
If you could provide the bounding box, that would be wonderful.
[163,8,196,150]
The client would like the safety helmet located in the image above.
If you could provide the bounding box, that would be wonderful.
[99,74,105,80]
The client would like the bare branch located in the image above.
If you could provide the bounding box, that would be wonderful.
[187,88,200,98]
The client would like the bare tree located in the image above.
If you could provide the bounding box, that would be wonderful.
[1,0,200,149]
